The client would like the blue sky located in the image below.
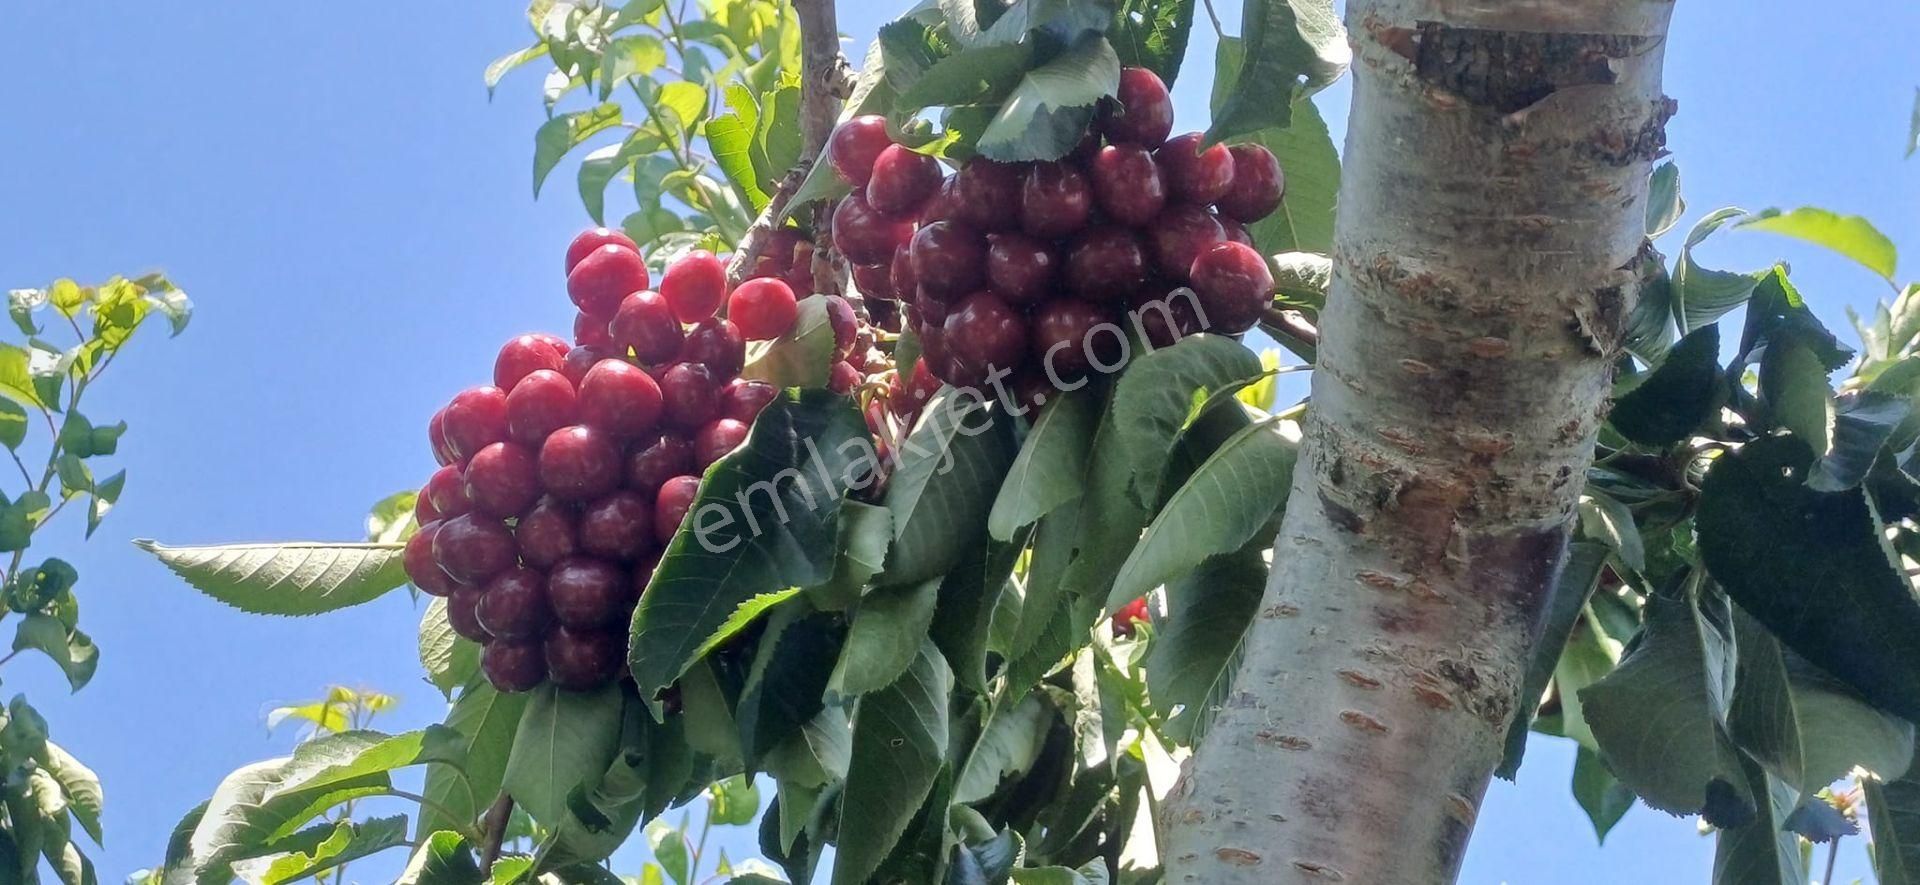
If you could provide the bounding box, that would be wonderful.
[1,0,1914,881]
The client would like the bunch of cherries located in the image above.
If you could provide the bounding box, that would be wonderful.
[403,228,860,693]
[825,65,1285,396]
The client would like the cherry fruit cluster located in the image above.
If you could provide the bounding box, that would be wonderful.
[404,228,835,694]
[826,66,1285,394]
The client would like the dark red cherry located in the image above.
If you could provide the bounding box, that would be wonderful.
[1216,144,1286,222]
[1031,298,1123,381]
[943,291,1028,377]
[680,318,746,378]
[954,158,1023,232]
[546,556,627,629]
[832,192,915,265]
[465,441,542,518]
[1019,162,1093,239]
[1156,133,1236,205]
[610,290,685,365]
[867,144,942,217]
[404,521,458,597]
[539,425,624,501]
[1099,67,1174,148]
[828,115,893,186]
[1090,145,1168,227]
[482,640,547,692]
[516,497,580,570]
[1065,227,1150,301]
[545,627,625,690]
[578,491,655,562]
[478,567,551,640]
[565,227,639,274]
[431,513,517,585]
[986,233,1061,306]
[1149,205,1228,281]
[1188,242,1273,334]
[910,221,989,301]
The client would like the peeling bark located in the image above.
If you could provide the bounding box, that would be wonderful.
[1162,1,1675,881]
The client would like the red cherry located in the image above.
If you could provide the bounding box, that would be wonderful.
[867,144,942,217]
[1156,133,1236,205]
[447,588,493,643]
[579,490,655,561]
[1090,145,1168,227]
[954,158,1024,232]
[1149,205,1227,281]
[660,249,728,323]
[1220,217,1255,248]
[1129,281,1203,347]
[890,244,918,301]
[1216,144,1285,222]
[912,288,951,330]
[729,278,799,340]
[910,221,989,301]
[530,333,571,356]
[1031,298,1122,381]
[478,566,551,641]
[829,360,861,395]
[424,464,473,521]
[567,244,651,320]
[659,362,721,429]
[414,489,443,525]
[654,476,702,545]
[482,640,547,692]
[919,176,964,225]
[610,290,685,365]
[1112,596,1150,637]
[784,241,816,296]
[1066,227,1150,301]
[986,233,1060,306]
[822,295,858,360]
[494,335,567,392]
[546,556,628,628]
[428,409,457,467]
[573,312,614,348]
[751,228,806,279]
[680,318,746,378]
[539,425,623,501]
[443,387,509,461]
[832,192,915,264]
[404,522,458,597]
[850,262,895,301]
[506,370,580,447]
[693,418,751,469]
[1188,242,1273,334]
[828,115,893,186]
[720,380,779,424]
[516,497,580,570]
[545,627,626,690]
[627,434,696,495]
[560,345,608,387]
[565,227,639,274]
[943,291,1028,377]
[432,513,517,585]
[465,441,542,518]
[577,360,664,439]
[1020,162,1094,239]
[1099,67,1174,148]
[900,358,942,415]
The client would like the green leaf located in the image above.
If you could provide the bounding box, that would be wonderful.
[1610,324,1724,447]
[880,391,1019,586]
[929,535,1027,694]
[1758,340,1834,453]
[1739,207,1898,283]
[396,830,483,885]
[1646,162,1685,238]
[708,94,771,213]
[954,692,1055,804]
[1497,542,1609,779]
[1571,746,1636,843]
[1577,489,1644,574]
[365,490,418,544]
[976,36,1121,163]
[419,598,482,700]
[974,0,1111,47]
[598,34,667,98]
[1697,435,1920,721]
[1110,0,1197,83]
[736,608,843,768]
[1578,577,1754,827]
[895,42,1034,112]
[420,680,528,837]
[0,400,26,451]
[740,295,837,388]
[834,640,951,885]
[629,390,869,698]
[1711,757,1807,885]
[0,343,46,409]
[502,684,626,826]
[645,819,691,884]
[533,103,624,198]
[1204,0,1347,142]
[1674,208,1765,334]
[260,815,409,885]
[42,742,102,845]
[1146,545,1268,744]
[828,579,941,701]
[12,613,97,692]
[1808,391,1909,492]
[484,44,549,96]
[577,134,654,226]
[691,589,802,662]
[1010,860,1111,885]
[137,540,407,616]
[988,387,1097,540]
[1867,746,1920,884]
[1110,334,1266,508]
[807,501,892,611]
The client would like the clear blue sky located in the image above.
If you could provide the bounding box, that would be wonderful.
[2,1,1914,881]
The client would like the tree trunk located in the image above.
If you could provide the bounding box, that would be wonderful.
[1162,1,1675,881]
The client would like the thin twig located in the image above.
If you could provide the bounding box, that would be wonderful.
[479,793,514,871]
[1823,836,1841,885]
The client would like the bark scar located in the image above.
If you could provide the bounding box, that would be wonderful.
[1409,24,1650,114]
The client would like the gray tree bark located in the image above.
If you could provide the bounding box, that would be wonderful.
[1162,1,1676,881]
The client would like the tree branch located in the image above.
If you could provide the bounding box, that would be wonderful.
[724,0,853,289]
[479,793,513,870]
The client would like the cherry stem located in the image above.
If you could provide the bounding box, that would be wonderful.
[479,793,514,869]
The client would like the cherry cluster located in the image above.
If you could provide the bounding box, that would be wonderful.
[825,66,1285,396]
[403,228,853,694]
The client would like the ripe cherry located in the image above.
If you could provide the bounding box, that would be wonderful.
[609,290,684,364]
[414,489,443,525]
[659,362,722,430]
[783,241,816,296]
[890,244,918,300]
[577,360,664,439]
[828,115,893,186]
[494,335,566,393]
[424,464,473,521]
[443,386,510,461]
[985,233,1059,306]
[898,358,941,415]
[627,434,696,494]
[478,566,551,641]
[681,318,746,378]
[1156,133,1236,205]
[579,490,654,561]
[482,640,547,693]
[822,295,858,360]
[506,369,579,448]
[867,144,942,217]
[573,312,614,348]
[565,227,639,274]
[546,556,627,628]
[954,158,1023,232]
[539,425,623,501]
[1032,298,1122,381]
[851,262,895,301]
[829,361,861,395]
[912,289,951,330]
[1020,162,1093,239]
[1220,217,1255,248]
[694,418,750,469]
[567,244,651,320]
[561,345,608,387]
[919,176,965,225]
[1090,145,1168,227]
[1216,144,1285,222]
[516,497,580,569]
[465,441,542,518]
[660,249,728,323]
[910,221,988,300]
[1130,282,1203,347]
[1149,205,1227,281]
[751,227,806,280]
[833,192,915,265]
[720,379,778,424]
[404,522,458,597]
[432,513,517,585]
[729,278,799,341]
[654,475,701,545]
[447,588,493,643]
[1188,242,1273,334]
[1112,596,1150,637]
[1099,67,1174,148]
[428,409,457,466]
[1066,227,1150,301]
[546,627,625,690]
[943,291,1028,376]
